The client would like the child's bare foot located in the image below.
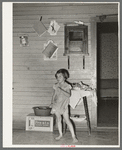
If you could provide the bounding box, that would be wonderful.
[55,135,62,140]
[72,137,78,143]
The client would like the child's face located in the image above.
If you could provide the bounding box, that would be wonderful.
[56,73,65,83]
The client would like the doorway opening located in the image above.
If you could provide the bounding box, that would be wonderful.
[97,22,118,127]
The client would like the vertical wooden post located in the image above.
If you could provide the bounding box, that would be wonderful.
[90,18,97,128]
[83,55,85,69]
[68,56,70,69]
[83,96,91,135]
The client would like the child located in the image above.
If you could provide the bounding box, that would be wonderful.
[49,69,78,143]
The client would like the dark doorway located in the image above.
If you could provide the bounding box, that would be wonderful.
[97,22,118,127]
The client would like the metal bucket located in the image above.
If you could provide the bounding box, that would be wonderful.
[32,106,51,116]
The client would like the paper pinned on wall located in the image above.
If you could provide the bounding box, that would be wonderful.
[19,35,29,47]
[48,20,60,35]
[43,50,57,61]
[42,40,58,59]
[33,21,47,37]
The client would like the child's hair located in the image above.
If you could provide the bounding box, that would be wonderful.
[55,68,69,80]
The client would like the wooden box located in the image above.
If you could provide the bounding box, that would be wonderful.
[26,113,53,132]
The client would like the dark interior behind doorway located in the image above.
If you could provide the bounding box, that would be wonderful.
[97,22,118,127]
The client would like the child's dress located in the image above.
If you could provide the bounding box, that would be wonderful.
[51,82,72,115]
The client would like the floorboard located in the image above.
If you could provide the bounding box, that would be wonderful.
[13,129,119,146]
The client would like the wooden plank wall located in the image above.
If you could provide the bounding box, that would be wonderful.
[13,3,118,129]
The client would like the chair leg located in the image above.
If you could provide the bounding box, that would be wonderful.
[83,96,91,135]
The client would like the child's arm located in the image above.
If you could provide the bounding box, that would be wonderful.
[49,90,56,108]
[58,87,71,97]
[52,90,56,103]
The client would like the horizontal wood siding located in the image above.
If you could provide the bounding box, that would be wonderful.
[13,3,118,129]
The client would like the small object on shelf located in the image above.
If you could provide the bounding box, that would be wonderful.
[74,115,80,118]
[72,81,92,91]
[74,21,84,25]
[70,116,86,122]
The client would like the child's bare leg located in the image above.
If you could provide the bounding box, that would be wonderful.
[55,112,62,140]
[63,110,78,143]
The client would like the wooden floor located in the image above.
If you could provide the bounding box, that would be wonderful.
[13,129,119,147]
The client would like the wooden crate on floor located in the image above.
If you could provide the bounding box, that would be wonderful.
[26,113,53,132]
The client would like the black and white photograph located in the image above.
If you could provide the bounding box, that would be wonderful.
[2,2,120,148]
